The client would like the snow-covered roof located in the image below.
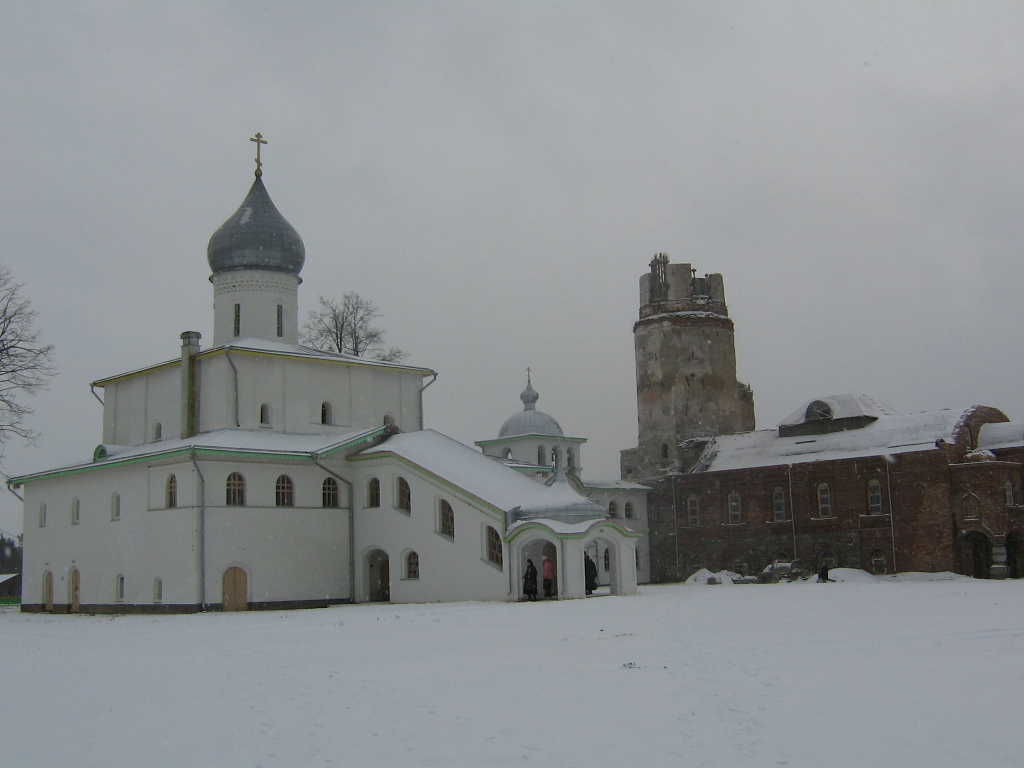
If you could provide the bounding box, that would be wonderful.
[581,479,651,491]
[697,407,971,472]
[10,427,387,485]
[354,430,547,513]
[510,469,606,523]
[778,394,899,427]
[978,421,1024,451]
[93,337,434,387]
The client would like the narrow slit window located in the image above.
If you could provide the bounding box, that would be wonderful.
[233,303,241,337]
[166,474,177,509]
[276,304,283,338]
[439,499,455,538]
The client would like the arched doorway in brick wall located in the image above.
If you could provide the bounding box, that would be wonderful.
[964,532,992,579]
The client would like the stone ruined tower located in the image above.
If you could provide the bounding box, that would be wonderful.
[621,254,754,481]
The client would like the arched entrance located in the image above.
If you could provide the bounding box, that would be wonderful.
[222,566,248,611]
[366,549,390,602]
[43,571,53,612]
[541,541,558,598]
[964,532,992,578]
[69,568,80,613]
[519,538,558,599]
[585,536,623,595]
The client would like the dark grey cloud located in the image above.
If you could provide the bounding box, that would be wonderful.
[1,2,1022,533]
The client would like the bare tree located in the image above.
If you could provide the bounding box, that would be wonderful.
[0,266,55,448]
[301,293,407,363]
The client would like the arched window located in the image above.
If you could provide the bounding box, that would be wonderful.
[275,475,294,507]
[367,478,381,508]
[552,446,561,468]
[153,422,162,441]
[503,447,512,460]
[772,486,786,522]
[439,499,455,538]
[867,479,882,515]
[624,502,634,519]
[115,574,125,602]
[405,551,420,580]
[871,549,887,575]
[397,477,411,512]
[816,483,832,518]
[608,501,618,518]
[538,446,546,466]
[728,491,741,524]
[603,549,610,571]
[321,401,333,425]
[154,577,163,602]
[1006,478,1016,506]
[226,473,245,506]
[687,494,699,526]
[485,526,503,566]
[71,498,80,525]
[962,494,980,519]
[111,492,121,521]
[567,447,575,470]
[322,478,339,508]
[38,503,46,528]
[166,475,177,509]
[259,403,271,426]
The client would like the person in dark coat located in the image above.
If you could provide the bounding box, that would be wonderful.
[817,563,835,583]
[584,552,598,595]
[523,559,538,601]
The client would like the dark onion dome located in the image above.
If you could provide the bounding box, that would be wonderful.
[207,176,305,275]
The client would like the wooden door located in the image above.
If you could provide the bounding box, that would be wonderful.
[43,571,53,612]
[222,566,248,611]
[69,569,80,613]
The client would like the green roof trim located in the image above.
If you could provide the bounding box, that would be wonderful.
[475,434,587,448]
[92,345,435,388]
[8,428,388,488]
[504,520,643,543]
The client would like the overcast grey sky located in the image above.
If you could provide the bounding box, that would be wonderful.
[1,2,1022,535]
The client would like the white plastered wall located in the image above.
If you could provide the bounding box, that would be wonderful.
[211,269,300,345]
[351,456,510,603]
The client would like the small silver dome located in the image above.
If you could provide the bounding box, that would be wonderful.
[498,374,563,438]
[207,176,305,275]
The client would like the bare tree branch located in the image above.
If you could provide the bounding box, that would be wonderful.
[300,292,407,363]
[0,265,56,453]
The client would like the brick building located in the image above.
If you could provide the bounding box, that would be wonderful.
[646,395,1024,581]
[621,256,1024,580]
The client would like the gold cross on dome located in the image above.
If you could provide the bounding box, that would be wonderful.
[250,132,267,177]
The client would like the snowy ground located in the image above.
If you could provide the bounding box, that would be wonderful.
[4,573,1023,768]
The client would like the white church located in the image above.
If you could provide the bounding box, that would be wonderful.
[10,145,647,612]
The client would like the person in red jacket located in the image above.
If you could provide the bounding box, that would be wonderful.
[542,555,554,598]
